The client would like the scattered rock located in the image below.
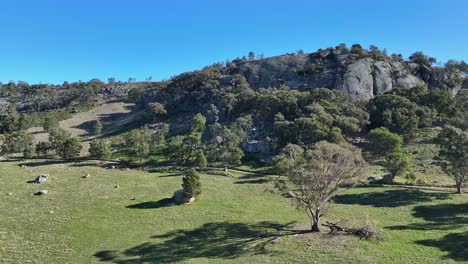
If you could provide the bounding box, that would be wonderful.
[34,174,49,184]
[7,192,13,196]
[283,191,295,198]
[49,211,54,214]
[130,197,136,200]
[111,166,116,169]
[82,173,91,178]
[21,165,27,168]
[172,189,195,204]
[34,190,48,196]
[114,185,120,188]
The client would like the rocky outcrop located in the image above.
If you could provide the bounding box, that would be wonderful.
[229,48,466,100]
[342,58,374,100]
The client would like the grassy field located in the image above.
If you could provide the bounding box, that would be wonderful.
[1,159,467,263]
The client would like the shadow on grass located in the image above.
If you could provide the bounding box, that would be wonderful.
[94,221,298,263]
[18,158,86,167]
[386,202,467,261]
[234,174,269,185]
[416,231,468,262]
[388,203,468,230]
[126,198,174,209]
[333,189,450,208]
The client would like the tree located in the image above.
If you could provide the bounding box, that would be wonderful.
[0,103,20,133]
[367,127,403,156]
[194,151,207,169]
[57,137,82,160]
[409,51,436,67]
[92,120,103,135]
[248,51,255,61]
[367,94,420,137]
[36,141,52,158]
[436,126,468,194]
[42,115,59,132]
[182,169,202,198]
[1,131,33,155]
[23,145,35,159]
[191,113,206,133]
[124,127,152,164]
[384,151,411,182]
[274,142,365,232]
[89,139,112,160]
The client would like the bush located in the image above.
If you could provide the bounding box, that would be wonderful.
[182,169,202,198]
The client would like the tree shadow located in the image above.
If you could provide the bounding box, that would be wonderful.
[333,188,450,208]
[416,231,468,261]
[387,203,468,230]
[18,158,85,167]
[234,174,269,185]
[94,221,298,263]
[387,202,467,261]
[126,198,174,209]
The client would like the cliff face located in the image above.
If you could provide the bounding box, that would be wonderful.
[227,48,466,100]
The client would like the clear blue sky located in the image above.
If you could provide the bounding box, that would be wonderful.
[0,0,467,84]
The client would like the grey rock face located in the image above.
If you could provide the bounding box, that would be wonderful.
[342,58,374,100]
[230,50,465,100]
[373,61,393,94]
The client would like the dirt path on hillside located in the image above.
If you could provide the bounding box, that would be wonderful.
[29,100,144,154]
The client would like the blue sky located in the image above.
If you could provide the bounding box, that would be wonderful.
[0,0,467,84]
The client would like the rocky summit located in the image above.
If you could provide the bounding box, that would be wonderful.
[227,46,467,100]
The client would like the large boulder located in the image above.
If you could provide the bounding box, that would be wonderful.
[172,189,195,205]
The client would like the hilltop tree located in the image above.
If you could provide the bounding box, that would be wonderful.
[248,51,255,60]
[436,126,468,194]
[274,142,365,232]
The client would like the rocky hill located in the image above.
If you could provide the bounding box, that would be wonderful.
[225,46,467,100]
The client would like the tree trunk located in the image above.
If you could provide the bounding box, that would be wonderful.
[311,208,321,232]
[456,182,462,194]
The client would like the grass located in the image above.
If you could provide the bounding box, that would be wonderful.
[0,159,467,263]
